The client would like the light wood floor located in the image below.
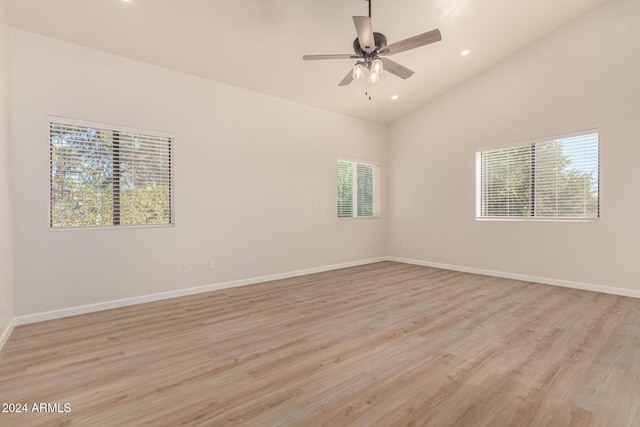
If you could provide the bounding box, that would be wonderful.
[1,262,639,426]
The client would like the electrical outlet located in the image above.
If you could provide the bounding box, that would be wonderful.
[551,256,559,265]
[182,263,190,273]
[208,259,216,270]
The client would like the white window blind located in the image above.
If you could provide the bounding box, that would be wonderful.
[477,131,599,219]
[337,159,380,218]
[49,117,173,228]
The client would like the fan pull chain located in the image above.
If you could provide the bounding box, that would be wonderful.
[365,76,372,101]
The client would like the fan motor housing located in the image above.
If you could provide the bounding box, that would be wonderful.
[353,32,388,57]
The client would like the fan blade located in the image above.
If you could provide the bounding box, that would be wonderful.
[303,54,360,61]
[353,16,375,53]
[380,29,442,56]
[380,58,414,80]
[338,70,354,86]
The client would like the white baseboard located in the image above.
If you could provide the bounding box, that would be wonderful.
[11,255,640,327]
[0,319,15,352]
[387,256,640,299]
[14,257,387,326]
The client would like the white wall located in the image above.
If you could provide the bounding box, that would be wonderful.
[0,0,14,341]
[10,29,387,316]
[388,0,640,292]
[9,0,640,321]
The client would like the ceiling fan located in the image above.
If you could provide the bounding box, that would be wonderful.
[302,0,442,95]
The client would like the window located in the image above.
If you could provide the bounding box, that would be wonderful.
[337,159,380,218]
[477,131,599,219]
[49,117,173,228]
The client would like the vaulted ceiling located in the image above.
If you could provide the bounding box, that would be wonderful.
[5,0,610,124]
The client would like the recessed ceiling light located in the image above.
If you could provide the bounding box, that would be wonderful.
[461,49,471,56]
[391,95,399,101]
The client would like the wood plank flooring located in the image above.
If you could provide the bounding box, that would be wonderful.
[1,261,639,426]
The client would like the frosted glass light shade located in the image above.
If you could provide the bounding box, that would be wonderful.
[372,59,383,74]
[353,64,365,80]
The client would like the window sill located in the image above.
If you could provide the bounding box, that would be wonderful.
[475,217,599,223]
[49,224,175,232]
[338,216,381,221]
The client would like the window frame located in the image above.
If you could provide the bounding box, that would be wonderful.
[337,157,381,220]
[48,116,175,231]
[475,129,600,222]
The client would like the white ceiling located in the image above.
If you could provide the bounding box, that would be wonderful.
[5,0,610,125]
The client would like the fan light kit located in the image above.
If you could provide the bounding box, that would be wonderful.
[303,0,442,100]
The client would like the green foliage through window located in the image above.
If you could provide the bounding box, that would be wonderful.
[50,118,173,228]
[337,159,380,218]
[478,132,599,219]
